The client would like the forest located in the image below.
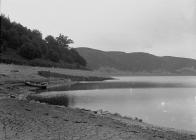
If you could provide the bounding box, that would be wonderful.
[0,15,87,69]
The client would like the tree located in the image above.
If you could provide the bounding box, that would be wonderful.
[7,28,21,49]
[56,34,73,48]
[45,35,61,57]
[45,35,57,47]
[20,35,30,44]
[1,15,87,68]
[32,29,42,39]
[1,15,12,30]
[47,50,60,62]
[19,42,41,59]
[0,41,8,53]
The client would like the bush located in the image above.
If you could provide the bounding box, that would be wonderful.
[19,42,41,59]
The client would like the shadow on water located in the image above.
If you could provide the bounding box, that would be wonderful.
[27,94,74,106]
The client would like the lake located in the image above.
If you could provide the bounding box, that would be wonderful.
[30,76,196,132]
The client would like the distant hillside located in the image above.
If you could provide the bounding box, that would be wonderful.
[76,47,196,75]
[0,15,86,69]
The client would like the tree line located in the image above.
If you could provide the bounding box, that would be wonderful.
[0,15,86,67]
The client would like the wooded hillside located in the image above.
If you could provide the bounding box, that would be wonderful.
[0,15,86,69]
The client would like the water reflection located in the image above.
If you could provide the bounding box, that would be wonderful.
[48,80,196,92]
[27,93,73,106]
[29,76,196,132]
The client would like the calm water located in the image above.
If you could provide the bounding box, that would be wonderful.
[30,76,196,132]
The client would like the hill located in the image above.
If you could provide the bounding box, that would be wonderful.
[0,15,86,69]
[76,47,196,75]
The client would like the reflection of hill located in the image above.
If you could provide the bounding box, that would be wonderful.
[38,81,196,92]
[27,94,76,106]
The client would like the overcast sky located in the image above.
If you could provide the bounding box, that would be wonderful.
[1,0,196,58]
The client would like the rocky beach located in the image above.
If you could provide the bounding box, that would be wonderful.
[0,64,196,140]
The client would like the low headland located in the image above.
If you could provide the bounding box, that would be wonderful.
[0,63,196,140]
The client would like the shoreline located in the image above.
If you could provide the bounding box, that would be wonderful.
[0,63,196,140]
[1,98,196,140]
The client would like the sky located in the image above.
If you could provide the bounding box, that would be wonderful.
[1,0,196,59]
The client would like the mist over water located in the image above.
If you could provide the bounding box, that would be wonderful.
[29,76,196,132]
